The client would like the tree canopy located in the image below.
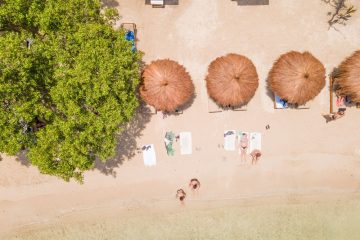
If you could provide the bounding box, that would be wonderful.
[0,0,141,182]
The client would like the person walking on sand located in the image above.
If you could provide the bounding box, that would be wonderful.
[238,133,249,163]
[176,189,186,204]
[189,178,200,191]
[250,149,261,165]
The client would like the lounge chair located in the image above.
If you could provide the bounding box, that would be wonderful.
[151,0,164,7]
[224,130,236,151]
[142,144,156,166]
[295,101,311,109]
[249,132,261,153]
[179,132,192,155]
[120,23,137,52]
[164,131,175,156]
[231,104,247,111]
[208,98,222,113]
[274,95,288,109]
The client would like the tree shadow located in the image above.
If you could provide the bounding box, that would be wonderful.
[15,150,31,167]
[233,0,269,5]
[102,0,119,8]
[93,102,152,177]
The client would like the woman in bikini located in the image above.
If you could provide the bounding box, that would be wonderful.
[176,189,186,204]
[189,178,200,191]
[239,133,249,163]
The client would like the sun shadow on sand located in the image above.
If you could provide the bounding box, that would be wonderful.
[102,0,119,8]
[15,150,31,167]
[93,103,152,177]
[145,0,179,6]
[233,0,269,5]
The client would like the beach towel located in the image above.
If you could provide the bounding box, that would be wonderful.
[249,132,262,152]
[179,132,192,155]
[164,131,175,156]
[142,144,156,166]
[224,130,236,151]
[125,31,136,52]
[275,95,288,109]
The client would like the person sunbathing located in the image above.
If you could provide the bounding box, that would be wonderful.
[250,149,262,165]
[238,133,249,163]
[176,189,186,203]
[189,178,200,190]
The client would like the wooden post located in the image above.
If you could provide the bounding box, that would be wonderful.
[330,75,333,114]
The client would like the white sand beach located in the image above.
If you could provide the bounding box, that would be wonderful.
[1,0,360,238]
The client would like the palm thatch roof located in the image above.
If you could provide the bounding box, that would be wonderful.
[205,53,259,107]
[333,50,360,102]
[268,51,326,105]
[140,59,194,112]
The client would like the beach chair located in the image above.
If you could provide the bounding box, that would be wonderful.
[148,105,157,114]
[179,132,192,155]
[274,95,288,109]
[120,23,137,51]
[249,132,261,153]
[164,131,175,156]
[208,98,222,113]
[224,130,236,151]
[142,144,156,166]
[231,104,247,111]
[151,0,164,7]
[295,101,311,109]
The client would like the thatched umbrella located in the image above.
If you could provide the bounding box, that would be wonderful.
[140,59,194,112]
[205,53,259,107]
[268,51,326,105]
[333,50,360,102]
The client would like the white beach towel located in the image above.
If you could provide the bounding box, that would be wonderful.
[179,132,192,155]
[237,131,250,154]
[249,132,262,152]
[142,144,156,166]
[224,130,236,151]
[274,95,288,109]
[151,0,164,5]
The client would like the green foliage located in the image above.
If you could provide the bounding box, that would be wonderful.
[323,0,357,29]
[0,0,141,182]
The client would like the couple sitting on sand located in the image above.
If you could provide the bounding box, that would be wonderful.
[176,178,200,204]
[238,133,261,165]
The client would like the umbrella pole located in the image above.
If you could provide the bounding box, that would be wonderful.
[330,75,333,114]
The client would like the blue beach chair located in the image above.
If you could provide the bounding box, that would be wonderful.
[121,23,137,52]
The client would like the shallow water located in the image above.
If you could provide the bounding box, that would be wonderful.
[4,196,360,240]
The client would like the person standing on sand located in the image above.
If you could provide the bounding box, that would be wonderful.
[238,133,249,163]
[176,189,186,204]
[250,149,261,165]
[189,178,200,191]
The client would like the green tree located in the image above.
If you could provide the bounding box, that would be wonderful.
[0,0,141,182]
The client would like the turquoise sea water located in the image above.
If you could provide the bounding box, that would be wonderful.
[4,197,360,240]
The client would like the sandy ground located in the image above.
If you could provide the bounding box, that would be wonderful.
[1,0,360,238]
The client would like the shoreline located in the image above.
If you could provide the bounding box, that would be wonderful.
[2,191,360,239]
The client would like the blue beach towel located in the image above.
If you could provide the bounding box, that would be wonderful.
[275,95,288,108]
[125,31,136,52]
